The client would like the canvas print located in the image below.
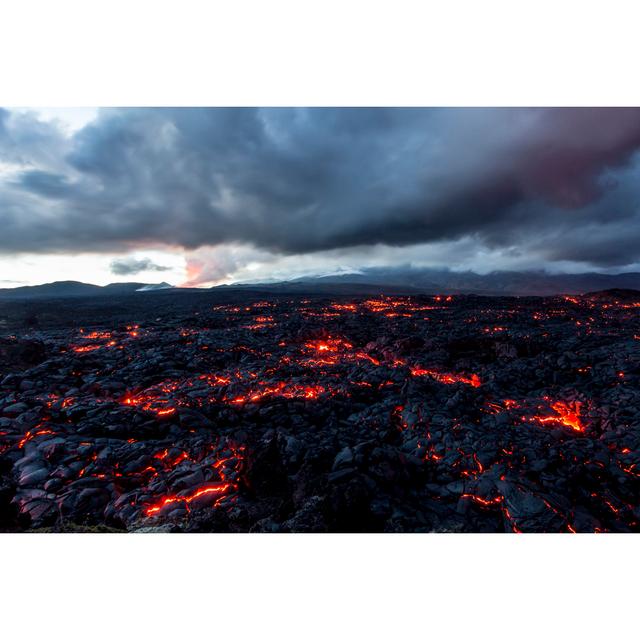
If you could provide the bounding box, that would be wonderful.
[1,107,638,533]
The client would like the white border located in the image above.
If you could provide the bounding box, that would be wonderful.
[2,1,639,637]
[1,0,640,106]
[1,533,637,638]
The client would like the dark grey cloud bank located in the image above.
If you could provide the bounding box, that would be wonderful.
[109,256,171,276]
[2,107,640,268]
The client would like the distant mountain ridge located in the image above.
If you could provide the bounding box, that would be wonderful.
[269,268,640,296]
[0,280,174,299]
[1,270,640,299]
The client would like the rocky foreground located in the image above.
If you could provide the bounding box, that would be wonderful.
[1,291,639,532]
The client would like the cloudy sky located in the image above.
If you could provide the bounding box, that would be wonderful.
[2,107,640,288]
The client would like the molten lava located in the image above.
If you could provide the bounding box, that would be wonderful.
[410,367,481,387]
[228,381,329,404]
[18,427,55,449]
[143,443,244,518]
[530,400,584,432]
[145,483,233,516]
[120,391,177,416]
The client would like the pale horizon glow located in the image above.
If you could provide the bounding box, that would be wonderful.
[0,250,187,288]
[2,242,640,289]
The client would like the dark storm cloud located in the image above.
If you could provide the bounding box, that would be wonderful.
[2,107,640,267]
[15,170,74,198]
[109,256,171,276]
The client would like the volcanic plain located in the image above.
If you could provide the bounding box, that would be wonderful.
[1,289,638,532]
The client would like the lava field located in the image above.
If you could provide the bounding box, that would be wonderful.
[1,291,639,532]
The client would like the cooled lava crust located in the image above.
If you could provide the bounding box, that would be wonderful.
[1,291,639,532]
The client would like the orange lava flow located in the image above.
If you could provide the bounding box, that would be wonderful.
[228,381,328,404]
[198,374,232,386]
[331,303,358,312]
[121,392,177,417]
[18,428,56,449]
[72,339,117,352]
[144,443,244,517]
[155,407,178,416]
[145,483,232,516]
[72,344,103,353]
[530,400,584,432]
[410,367,481,387]
[80,330,113,340]
[354,352,380,366]
[304,337,353,353]
[461,494,503,506]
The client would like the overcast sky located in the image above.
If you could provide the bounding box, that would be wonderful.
[2,107,640,287]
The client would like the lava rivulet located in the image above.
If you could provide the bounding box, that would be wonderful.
[144,483,233,516]
[529,400,584,432]
[410,367,481,387]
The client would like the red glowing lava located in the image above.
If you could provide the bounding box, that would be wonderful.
[18,427,55,449]
[145,483,232,516]
[198,374,232,386]
[304,337,353,353]
[72,344,103,353]
[121,392,177,417]
[410,367,481,387]
[354,352,380,366]
[530,400,584,432]
[331,303,358,312]
[227,381,328,404]
[461,494,503,506]
[80,330,113,340]
[144,443,244,517]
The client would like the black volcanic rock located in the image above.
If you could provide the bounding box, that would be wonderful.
[0,290,638,532]
[583,288,640,302]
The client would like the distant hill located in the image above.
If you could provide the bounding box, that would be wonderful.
[2,270,640,299]
[242,268,640,297]
[0,280,174,299]
[0,280,103,299]
[215,281,421,296]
